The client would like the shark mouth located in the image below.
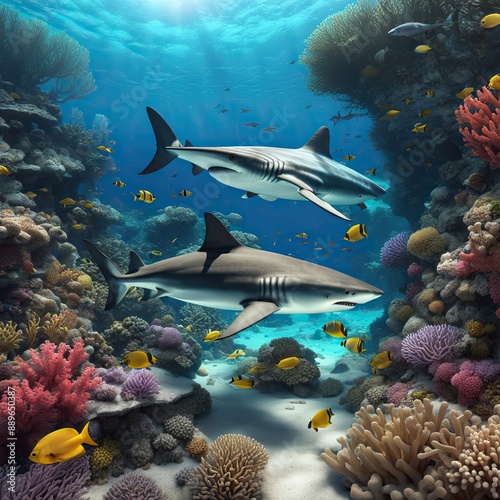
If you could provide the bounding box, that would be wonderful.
[333,301,356,307]
[208,166,239,174]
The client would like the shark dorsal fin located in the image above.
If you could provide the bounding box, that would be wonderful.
[128,251,145,274]
[199,213,242,252]
[301,127,332,158]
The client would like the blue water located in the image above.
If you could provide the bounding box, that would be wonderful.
[6,0,404,326]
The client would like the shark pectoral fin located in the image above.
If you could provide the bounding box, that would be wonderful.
[277,173,312,191]
[242,191,258,199]
[298,189,351,221]
[191,164,204,175]
[142,288,168,301]
[218,300,281,340]
[258,194,277,201]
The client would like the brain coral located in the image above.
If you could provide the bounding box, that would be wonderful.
[407,227,446,260]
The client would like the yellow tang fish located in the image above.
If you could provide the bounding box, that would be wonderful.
[369,350,393,374]
[29,422,98,464]
[342,154,356,161]
[481,13,500,29]
[322,320,347,339]
[249,363,272,374]
[0,165,11,176]
[80,258,93,264]
[227,349,246,359]
[295,232,308,239]
[308,408,334,432]
[275,356,300,370]
[424,89,435,97]
[59,197,76,207]
[150,250,163,256]
[455,87,474,99]
[132,190,156,203]
[121,350,157,368]
[343,224,368,242]
[24,191,37,198]
[401,98,413,105]
[229,375,254,389]
[412,122,428,133]
[38,187,49,192]
[203,329,222,342]
[113,180,126,188]
[185,325,193,333]
[365,168,377,176]
[341,337,366,354]
[418,109,432,118]
[414,45,431,54]
[72,224,84,230]
[82,201,93,209]
[9,92,21,100]
[386,109,400,116]
[488,74,500,91]
[179,189,193,197]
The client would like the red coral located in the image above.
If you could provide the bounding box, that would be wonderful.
[457,242,500,276]
[0,340,101,457]
[490,274,500,304]
[456,86,500,168]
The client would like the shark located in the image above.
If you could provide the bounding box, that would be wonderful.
[138,107,385,221]
[84,213,383,340]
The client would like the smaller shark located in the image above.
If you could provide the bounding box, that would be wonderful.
[84,213,383,339]
[139,107,385,221]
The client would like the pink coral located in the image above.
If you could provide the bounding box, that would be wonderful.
[407,263,423,278]
[386,382,408,405]
[490,274,500,304]
[432,362,458,383]
[1,340,101,435]
[451,371,483,406]
[455,86,500,168]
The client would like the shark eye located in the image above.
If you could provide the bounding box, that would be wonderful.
[229,154,237,161]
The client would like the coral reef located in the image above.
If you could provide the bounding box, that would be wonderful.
[0,456,91,499]
[120,370,161,401]
[191,434,269,500]
[103,472,168,500]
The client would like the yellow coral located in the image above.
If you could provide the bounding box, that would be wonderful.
[470,339,490,359]
[393,304,414,323]
[465,319,486,337]
[77,273,92,290]
[0,321,23,353]
[428,300,445,314]
[417,288,436,305]
[42,310,78,343]
[187,437,209,461]
[90,438,121,472]
[407,227,446,259]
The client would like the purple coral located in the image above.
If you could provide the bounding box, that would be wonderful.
[401,324,464,368]
[1,456,90,499]
[120,370,161,400]
[102,366,128,384]
[380,231,411,268]
[104,472,167,500]
[158,327,183,350]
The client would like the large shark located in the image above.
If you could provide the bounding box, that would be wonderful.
[84,213,383,339]
[139,107,385,221]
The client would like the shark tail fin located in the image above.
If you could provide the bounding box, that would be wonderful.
[139,107,182,175]
[83,240,130,310]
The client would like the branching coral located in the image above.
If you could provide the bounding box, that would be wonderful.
[322,399,476,499]
[191,434,269,500]
[456,86,500,168]
[0,320,23,353]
